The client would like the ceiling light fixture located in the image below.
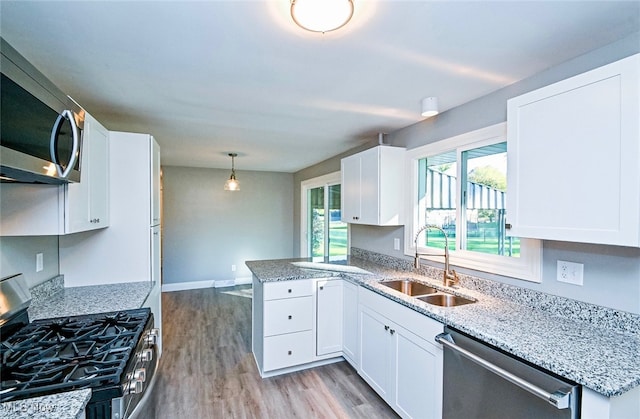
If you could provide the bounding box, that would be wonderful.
[421,97,439,118]
[290,0,354,33]
[224,153,240,191]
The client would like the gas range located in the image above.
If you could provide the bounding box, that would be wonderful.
[0,275,159,419]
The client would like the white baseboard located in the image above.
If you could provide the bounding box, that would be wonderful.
[162,280,214,292]
[215,276,252,288]
[162,277,252,292]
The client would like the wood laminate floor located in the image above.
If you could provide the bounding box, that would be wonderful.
[145,285,398,418]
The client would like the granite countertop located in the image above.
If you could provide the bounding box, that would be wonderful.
[28,281,154,320]
[1,280,155,418]
[0,390,91,419]
[246,255,640,398]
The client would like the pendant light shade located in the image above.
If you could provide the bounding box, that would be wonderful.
[224,153,240,191]
[291,0,354,33]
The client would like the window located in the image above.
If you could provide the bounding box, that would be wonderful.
[406,123,541,282]
[301,172,348,259]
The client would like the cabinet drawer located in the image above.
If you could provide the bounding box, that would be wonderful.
[263,330,315,371]
[264,296,313,336]
[264,279,313,300]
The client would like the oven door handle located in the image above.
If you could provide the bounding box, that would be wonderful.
[435,333,574,410]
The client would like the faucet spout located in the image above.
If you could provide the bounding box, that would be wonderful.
[414,224,459,287]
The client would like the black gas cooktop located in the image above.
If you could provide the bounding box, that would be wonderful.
[0,308,151,402]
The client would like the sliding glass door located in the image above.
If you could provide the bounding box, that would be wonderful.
[302,172,347,259]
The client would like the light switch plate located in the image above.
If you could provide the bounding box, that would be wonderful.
[393,238,400,251]
[557,260,583,285]
[36,253,44,272]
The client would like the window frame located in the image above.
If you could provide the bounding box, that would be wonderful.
[403,123,542,282]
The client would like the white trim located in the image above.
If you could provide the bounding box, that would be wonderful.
[162,280,214,292]
[162,277,253,292]
[404,122,542,282]
[300,171,342,257]
[214,276,253,288]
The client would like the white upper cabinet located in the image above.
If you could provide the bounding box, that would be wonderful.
[507,54,640,247]
[341,145,405,226]
[0,111,110,236]
[65,112,110,233]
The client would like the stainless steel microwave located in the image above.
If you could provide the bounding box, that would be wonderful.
[0,38,84,184]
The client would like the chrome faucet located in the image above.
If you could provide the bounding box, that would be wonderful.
[414,224,459,287]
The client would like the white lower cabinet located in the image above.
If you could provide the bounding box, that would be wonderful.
[252,277,344,377]
[316,279,343,356]
[358,287,443,419]
[342,280,359,367]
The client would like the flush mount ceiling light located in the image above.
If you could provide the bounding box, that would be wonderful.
[224,153,240,191]
[421,97,439,118]
[290,0,354,33]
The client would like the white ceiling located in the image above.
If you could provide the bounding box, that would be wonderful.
[1,1,638,173]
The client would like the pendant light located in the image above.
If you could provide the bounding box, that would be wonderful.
[290,0,354,33]
[224,153,240,191]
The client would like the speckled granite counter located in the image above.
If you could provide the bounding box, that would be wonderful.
[0,390,91,419]
[1,279,154,418]
[28,281,153,320]
[246,251,640,398]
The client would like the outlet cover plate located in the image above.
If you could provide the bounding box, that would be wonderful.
[557,260,583,285]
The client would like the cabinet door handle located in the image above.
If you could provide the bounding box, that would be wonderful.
[288,350,292,355]
[384,325,389,331]
[288,289,292,293]
[288,315,292,320]
[319,286,324,290]
[505,223,512,230]
[390,329,395,335]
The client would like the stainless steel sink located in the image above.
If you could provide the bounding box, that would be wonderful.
[379,279,439,296]
[417,293,475,307]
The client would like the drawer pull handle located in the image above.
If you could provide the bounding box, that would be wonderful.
[319,286,324,290]
[390,329,395,335]
[288,315,292,320]
[288,351,292,355]
[288,289,292,293]
[384,325,389,331]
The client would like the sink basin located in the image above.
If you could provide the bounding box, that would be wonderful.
[418,293,475,307]
[379,279,439,296]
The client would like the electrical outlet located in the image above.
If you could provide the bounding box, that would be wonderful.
[36,253,44,272]
[393,238,400,251]
[231,264,236,272]
[557,260,583,285]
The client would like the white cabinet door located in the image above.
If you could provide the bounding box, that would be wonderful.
[507,53,640,246]
[66,113,109,233]
[342,280,359,367]
[340,146,405,226]
[316,279,343,356]
[358,287,444,419]
[394,326,443,419]
[341,153,361,223]
[359,305,393,401]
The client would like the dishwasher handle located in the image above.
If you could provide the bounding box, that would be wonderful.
[435,333,574,410]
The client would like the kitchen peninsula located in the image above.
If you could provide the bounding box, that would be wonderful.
[247,248,640,418]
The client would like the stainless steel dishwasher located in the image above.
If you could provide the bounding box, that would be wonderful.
[436,327,580,419]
